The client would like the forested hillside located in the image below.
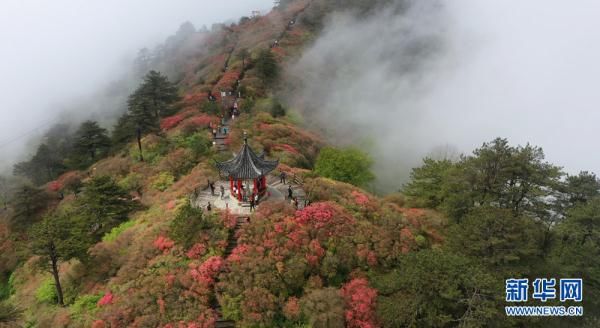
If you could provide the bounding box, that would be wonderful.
[0,0,598,327]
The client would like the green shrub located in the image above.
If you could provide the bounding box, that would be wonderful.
[70,294,101,320]
[118,173,143,194]
[314,147,375,187]
[102,220,137,242]
[201,101,221,115]
[177,132,212,157]
[129,137,171,164]
[270,103,286,118]
[0,279,8,300]
[35,278,57,304]
[152,172,175,191]
[221,294,242,321]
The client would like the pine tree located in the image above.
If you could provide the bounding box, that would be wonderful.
[10,185,50,231]
[13,143,66,185]
[30,211,90,306]
[111,71,180,145]
[71,120,111,167]
[255,49,279,84]
[140,70,180,119]
[77,176,138,239]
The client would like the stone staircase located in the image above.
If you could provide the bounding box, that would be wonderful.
[213,119,230,153]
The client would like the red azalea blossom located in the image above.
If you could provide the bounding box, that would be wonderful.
[157,298,166,314]
[228,244,249,262]
[295,202,354,230]
[161,114,186,130]
[91,320,106,328]
[351,190,370,206]
[188,114,213,128]
[273,144,300,155]
[165,273,176,288]
[97,292,114,306]
[166,200,177,210]
[154,236,175,253]
[189,256,224,287]
[47,180,63,192]
[341,278,378,328]
[283,297,301,320]
[183,92,208,107]
[186,243,207,259]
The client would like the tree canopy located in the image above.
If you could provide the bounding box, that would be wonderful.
[315,146,374,187]
[112,70,180,144]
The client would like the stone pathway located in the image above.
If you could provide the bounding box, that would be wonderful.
[191,183,284,216]
[187,5,314,325]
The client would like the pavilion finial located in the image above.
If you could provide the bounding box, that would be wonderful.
[243,131,248,144]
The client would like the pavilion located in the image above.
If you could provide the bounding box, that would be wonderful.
[215,133,279,202]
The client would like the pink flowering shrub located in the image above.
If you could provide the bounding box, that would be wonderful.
[186,243,207,259]
[189,256,224,287]
[47,180,63,192]
[98,292,114,306]
[154,236,175,253]
[283,297,301,320]
[161,114,186,130]
[341,278,378,328]
[351,190,370,206]
[273,144,300,155]
[91,320,106,328]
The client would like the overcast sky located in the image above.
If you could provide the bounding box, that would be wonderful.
[288,0,600,191]
[0,0,271,171]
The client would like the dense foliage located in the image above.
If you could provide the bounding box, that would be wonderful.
[315,146,375,187]
[1,1,598,327]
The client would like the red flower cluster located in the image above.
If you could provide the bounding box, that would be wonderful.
[283,297,301,320]
[154,236,175,254]
[341,278,378,328]
[213,70,240,93]
[189,256,224,286]
[228,244,249,262]
[161,114,186,130]
[187,114,213,128]
[166,200,177,210]
[295,202,354,230]
[183,92,208,107]
[351,191,370,206]
[91,320,106,328]
[186,243,207,259]
[98,292,114,306]
[273,144,300,155]
[47,180,63,192]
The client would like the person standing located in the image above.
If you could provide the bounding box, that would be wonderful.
[288,185,293,200]
[280,171,287,184]
[220,185,225,199]
[250,198,255,212]
[210,182,215,196]
[207,202,212,211]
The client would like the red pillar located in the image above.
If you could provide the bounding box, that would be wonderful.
[238,179,242,201]
[253,179,257,195]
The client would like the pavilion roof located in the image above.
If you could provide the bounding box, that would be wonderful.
[215,140,279,180]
